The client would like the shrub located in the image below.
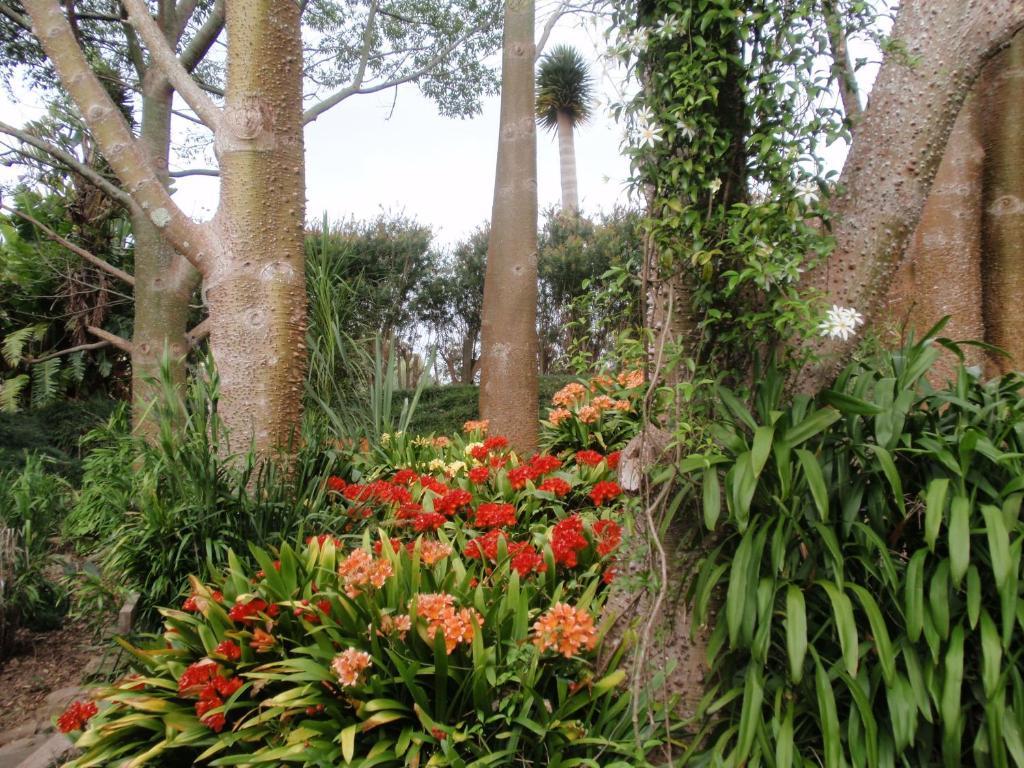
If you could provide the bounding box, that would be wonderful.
[64,421,669,766]
[681,330,1024,765]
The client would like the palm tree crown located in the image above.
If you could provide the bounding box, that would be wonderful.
[535,45,593,131]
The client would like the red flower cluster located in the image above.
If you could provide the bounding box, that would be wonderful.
[57,700,98,733]
[465,530,546,576]
[214,640,242,661]
[474,502,516,528]
[538,477,571,497]
[306,533,343,549]
[413,512,447,533]
[468,466,490,484]
[551,516,588,567]
[593,519,622,556]
[589,480,622,506]
[326,475,347,492]
[227,598,277,623]
[607,451,621,469]
[575,450,605,467]
[193,671,243,732]
[182,589,223,612]
[392,468,418,485]
[508,454,564,489]
[434,488,472,516]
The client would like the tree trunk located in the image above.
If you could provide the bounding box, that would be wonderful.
[131,70,199,435]
[980,33,1024,374]
[460,329,477,384]
[800,0,1024,392]
[479,0,539,452]
[206,0,307,456]
[883,92,986,385]
[556,111,578,213]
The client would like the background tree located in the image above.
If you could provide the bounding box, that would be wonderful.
[479,0,540,452]
[535,44,592,214]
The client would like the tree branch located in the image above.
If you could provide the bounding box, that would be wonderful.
[1,203,136,286]
[26,339,110,363]
[169,167,219,177]
[22,0,216,271]
[0,2,30,28]
[87,325,133,353]
[178,0,224,73]
[0,120,136,210]
[823,0,861,123]
[173,0,198,42]
[303,22,480,125]
[186,317,210,346]
[122,0,223,131]
[536,0,569,59]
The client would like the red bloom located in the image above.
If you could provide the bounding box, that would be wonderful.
[465,529,506,561]
[195,695,226,732]
[469,444,490,461]
[575,450,604,467]
[435,488,473,516]
[182,595,199,612]
[593,519,622,555]
[468,466,490,484]
[489,454,510,469]
[483,436,509,452]
[509,544,547,576]
[214,640,242,661]
[551,516,588,568]
[178,660,219,696]
[393,468,418,485]
[529,454,562,475]
[397,502,423,520]
[418,475,449,494]
[508,465,537,490]
[413,512,447,533]
[607,451,621,470]
[603,566,616,584]
[228,598,268,624]
[474,502,516,528]
[326,475,347,492]
[373,537,403,554]
[57,700,98,733]
[306,533,342,548]
[589,480,622,506]
[538,477,571,497]
[214,675,243,698]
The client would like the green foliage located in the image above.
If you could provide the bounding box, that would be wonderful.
[70,360,346,627]
[611,0,881,374]
[0,397,117,478]
[0,455,72,653]
[681,329,1024,765]
[536,45,594,131]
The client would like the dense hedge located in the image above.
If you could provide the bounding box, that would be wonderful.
[0,398,118,479]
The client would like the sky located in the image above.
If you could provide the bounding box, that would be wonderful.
[1,13,635,250]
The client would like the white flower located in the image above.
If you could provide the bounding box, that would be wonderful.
[708,178,722,195]
[637,123,663,148]
[818,305,864,341]
[675,120,696,141]
[796,182,819,207]
[634,106,656,126]
[654,15,679,38]
[627,28,648,52]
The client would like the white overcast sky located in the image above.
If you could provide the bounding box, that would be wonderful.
[1,9,890,248]
[1,14,635,248]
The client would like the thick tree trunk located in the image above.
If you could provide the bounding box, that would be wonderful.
[980,34,1024,374]
[883,93,986,385]
[131,71,199,434]
[479,0,539,452]
[460,329,477,384]
[206,0,307,456]
[801,0,1024,392]
[556,111,578,213]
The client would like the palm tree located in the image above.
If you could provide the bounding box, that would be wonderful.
[536,45,593,214]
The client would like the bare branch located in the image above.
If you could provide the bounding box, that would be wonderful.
[173,0,198,42]
[87,325,133,353]
[122,19,148,81]
[26,339,111,363]
[0,2,31,28]
[0,120,136,210]
[536,0,569,59]
[823,0,862,123]
[1,203,137,286]
[122,0,223,131]
[22,0,216,271]
[303,21,481,125]
[178,0,224,73]
[186,317,210,346]
[169,167,219,177]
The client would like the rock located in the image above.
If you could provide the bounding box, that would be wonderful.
[0,736,45,768]
[0,724,37,748]
[13,733,76,768]
[41,687,83,721]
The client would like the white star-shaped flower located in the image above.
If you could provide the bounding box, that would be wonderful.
[637,123,663,148]
[818,305,864,341]
[675,120,696,141]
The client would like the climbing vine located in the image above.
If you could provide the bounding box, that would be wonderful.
[609,0,883,377]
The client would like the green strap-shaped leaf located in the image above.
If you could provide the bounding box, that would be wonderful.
[796,448,829,521]
[981,504,1011,590]
[848,584,895,686]
[702,466,721,530]
[812,650,841,768]
[785,585,807,684]
[818,581,859,676]
[924,478,950,552]
[948,495,971,587]
[941,624,965,768]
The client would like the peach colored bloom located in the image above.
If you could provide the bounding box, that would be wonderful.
[433,436,451,448]
[249,628,276,653]
[590,395,616,411]
[332,648,372,686]
[590,374,614,391]
[411,593,483,654]
[613,399,631,411]
[532,603,597,658]
[548,408,573,425]
[379,613,412,639]
[419,539,452,566]
[463,419,489,433]
[617,370,644,389]
[338,549,393,597]
[552,382,587,407]
[577,405,601,424]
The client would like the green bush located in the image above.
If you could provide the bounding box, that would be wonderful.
[681,329,1024,766]
[0,454,72,653]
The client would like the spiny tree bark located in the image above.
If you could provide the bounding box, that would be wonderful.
[804,0,1024,391]
[479,0,539,452]
[22,0,306,458]
[980,34,1024,375]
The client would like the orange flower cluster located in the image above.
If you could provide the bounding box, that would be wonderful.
[552,382,587,406]
[338,549,393,598]
[378,613,412,639]
[617,369,644,389]
[332,647,372,687]
[412,593,484,654]
[463,419,489,433]
[548,407,573,425]
[419,539,452,566]
[532,602,597,658]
